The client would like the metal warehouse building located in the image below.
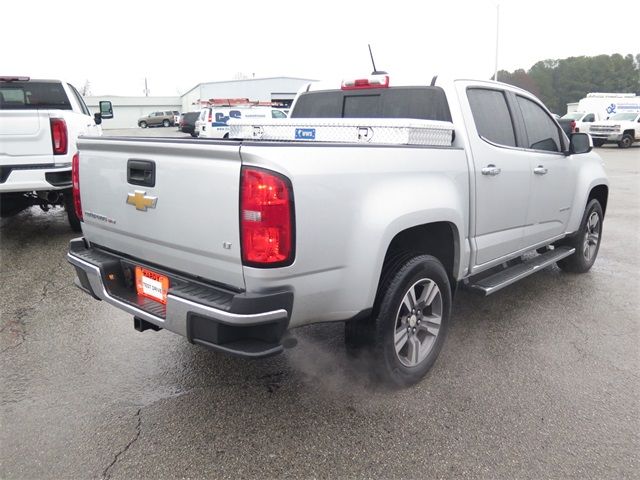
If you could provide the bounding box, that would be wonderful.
[84,96,181,129]
[85,77,314,129]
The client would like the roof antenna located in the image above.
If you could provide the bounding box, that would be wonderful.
[368,44,387,75]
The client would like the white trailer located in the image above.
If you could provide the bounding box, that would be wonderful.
[570,93,640,119]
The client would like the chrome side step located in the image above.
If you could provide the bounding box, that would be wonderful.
[468,246,576,296]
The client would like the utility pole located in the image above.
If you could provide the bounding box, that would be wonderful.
[143,77,150,96]
[494,3,500,82]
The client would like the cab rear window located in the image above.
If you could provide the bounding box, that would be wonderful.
[0,81,71,110]
[291,86,452,122]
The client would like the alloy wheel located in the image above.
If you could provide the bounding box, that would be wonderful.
[583,211,600,262]
[393,278,443,367]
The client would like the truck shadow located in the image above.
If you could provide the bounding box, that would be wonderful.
[0,206,76,244]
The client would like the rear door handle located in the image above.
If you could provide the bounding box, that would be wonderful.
[127,159,156,187]
[481,164,501,176]
[533,166,548,175]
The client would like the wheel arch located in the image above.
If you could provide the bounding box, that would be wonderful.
[565,152,609,234]
[377,221,461,298]
[588,184,609,217]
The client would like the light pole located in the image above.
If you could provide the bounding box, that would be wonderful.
[494,3,500,82]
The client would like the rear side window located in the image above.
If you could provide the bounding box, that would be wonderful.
[291,87,452,122]
[0,81,72,110]
[516,95,561,152]
[467,88,516,147]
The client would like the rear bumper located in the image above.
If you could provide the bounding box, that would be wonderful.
[67,238,292,358]
[0,163,71,192]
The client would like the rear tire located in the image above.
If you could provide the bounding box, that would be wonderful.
[557,199,603,273]
[139,121,147,128]
[618,133,633,149]
[63,191,82,232]
[346,254,451,387]
[162,119,170,127]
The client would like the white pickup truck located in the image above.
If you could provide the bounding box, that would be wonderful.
[0,76,113,230]
[67,75,608,386]
[589,112,640,148]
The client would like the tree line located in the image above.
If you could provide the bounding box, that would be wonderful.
[495,53,640,114]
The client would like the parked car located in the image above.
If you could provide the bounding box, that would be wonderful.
[0,76,113,231]
[178,111,200,137]
[68,75,607,387]
[138,111,175,128]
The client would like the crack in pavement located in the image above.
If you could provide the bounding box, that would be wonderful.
[0,282,72,355]
[0,308,30,354]
[102,407,142,480]
[0,339,24,355]
[98,391,189,480]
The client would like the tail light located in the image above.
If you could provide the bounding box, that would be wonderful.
[71,152,83,221]
[208,109,212,123]
[240,167,294,267]
[50,118,68,155]
[570,120,577,133]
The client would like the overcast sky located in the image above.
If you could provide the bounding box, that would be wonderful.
[3,0,637,97]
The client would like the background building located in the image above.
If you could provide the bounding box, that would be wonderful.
[180,77,314,112]
[84,96,181,129]
[85,77,315,129]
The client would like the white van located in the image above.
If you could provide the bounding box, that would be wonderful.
[195,106,287,138]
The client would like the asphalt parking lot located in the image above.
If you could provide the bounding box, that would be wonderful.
[1,144,638,479]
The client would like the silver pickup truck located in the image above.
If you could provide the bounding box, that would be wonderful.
[67,76,608,386]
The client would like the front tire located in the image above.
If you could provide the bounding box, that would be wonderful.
[63,191,82,232]
[592,139,606,147]
[139,121,147,128]
[618,133,633,149]
[347,255,451,387]
[557,199,603,273]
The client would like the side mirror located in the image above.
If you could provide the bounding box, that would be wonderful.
[99,100,113,119]
[94,112,102,125]
[568,132,592,155]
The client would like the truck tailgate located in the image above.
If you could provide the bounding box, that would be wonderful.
[78,137,245,290]
[0,110,54,163]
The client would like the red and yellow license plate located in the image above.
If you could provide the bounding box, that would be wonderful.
[135,266,169,304]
